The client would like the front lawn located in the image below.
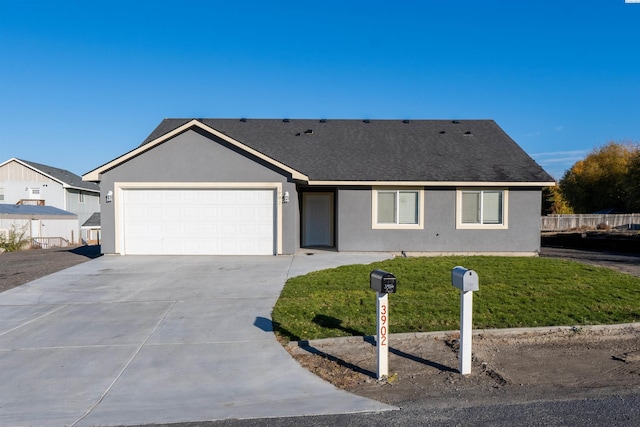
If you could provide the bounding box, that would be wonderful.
[272,256,640,342]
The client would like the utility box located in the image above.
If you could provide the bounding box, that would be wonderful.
[452,266,479,292]
[370,269,397,293]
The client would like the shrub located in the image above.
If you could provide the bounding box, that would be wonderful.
[0,224,30,252]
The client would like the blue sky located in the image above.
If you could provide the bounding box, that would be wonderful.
[1,0,638,180]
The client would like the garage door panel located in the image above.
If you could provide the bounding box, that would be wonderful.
[122,188,276,255]
[183,207,199,218]
[163,206,180,220]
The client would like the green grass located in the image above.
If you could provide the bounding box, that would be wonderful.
[272,256,640,342]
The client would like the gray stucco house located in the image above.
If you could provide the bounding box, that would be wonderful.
[83,118,554,256]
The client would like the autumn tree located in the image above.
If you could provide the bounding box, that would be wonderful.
[625,150,640,212]
[542,185,573,215]
[559,142,638,213]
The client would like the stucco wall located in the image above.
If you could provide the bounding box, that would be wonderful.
[336,187,542,253]
[98,129,297,254]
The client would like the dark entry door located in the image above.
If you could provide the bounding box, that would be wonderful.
[302,192,334,247]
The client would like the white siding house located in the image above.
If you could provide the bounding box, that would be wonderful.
[0,158,100,244]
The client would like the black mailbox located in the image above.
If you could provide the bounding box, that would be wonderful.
[370,269,397,293]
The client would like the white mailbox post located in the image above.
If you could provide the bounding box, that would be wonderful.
[370,270,397,380]
[451,266,479,375]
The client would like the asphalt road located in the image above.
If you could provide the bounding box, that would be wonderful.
[126,392,640,426]
[539,247,640,277]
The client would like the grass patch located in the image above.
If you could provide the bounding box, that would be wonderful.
[272,256,640,342]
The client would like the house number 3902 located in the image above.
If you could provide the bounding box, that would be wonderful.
[379,303,388,346]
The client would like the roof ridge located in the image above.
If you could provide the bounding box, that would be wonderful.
[15,158,100,192]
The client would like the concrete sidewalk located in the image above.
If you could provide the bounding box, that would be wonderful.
[0,253,395,426]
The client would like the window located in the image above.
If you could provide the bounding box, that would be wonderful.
[29,188,40,199]
[0,188,4,201]
[78,191,85,203]
[373,188,423,229]
[457,189,508,229]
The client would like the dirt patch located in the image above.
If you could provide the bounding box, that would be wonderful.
[288,325,640,406]
[0,245,101,293]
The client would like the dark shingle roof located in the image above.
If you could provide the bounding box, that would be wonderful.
[18,159,100,192]
[82,212,101,227]
[0,204,77,217]
[140,118,554,183]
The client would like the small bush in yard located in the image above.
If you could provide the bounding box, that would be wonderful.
[0,224,30,252]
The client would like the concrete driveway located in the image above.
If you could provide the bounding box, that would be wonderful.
[0,252,395,426]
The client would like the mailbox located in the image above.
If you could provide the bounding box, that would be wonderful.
[370,269,397,293]
[451,266,479,292]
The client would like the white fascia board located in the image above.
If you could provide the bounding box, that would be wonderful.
[307,180,557,187]
[0,158,16,168]
[82,120,309,182]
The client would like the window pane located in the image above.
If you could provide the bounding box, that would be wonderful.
[377,192,396,223]
[461,192,480,223]
[398,191,418,224]
[483,191,502,224]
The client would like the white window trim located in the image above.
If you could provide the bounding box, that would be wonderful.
[456,188,509,229]
[372,187,424,230]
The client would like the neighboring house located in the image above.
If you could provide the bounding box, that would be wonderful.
[81,212,101,245]
[83,118,555,256]
[0,204,78,249]
[0,158,100,244]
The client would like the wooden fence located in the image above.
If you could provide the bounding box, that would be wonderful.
[541,214,640,231]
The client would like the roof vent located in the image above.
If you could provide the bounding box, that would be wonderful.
[464,131,472,135]
[304,129,313,134]
[452,120,460,124]
[319,119,327,123]
[439,130,446,134]
[363,119,370,123]
[295,132,301,136]
[240,118,247,122]
[402,120,410,124]
[283,118,290,123]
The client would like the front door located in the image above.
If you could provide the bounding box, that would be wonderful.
[302,192,334,247]
[31,219,40,238]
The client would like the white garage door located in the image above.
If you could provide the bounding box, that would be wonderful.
[122,188,275,255]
